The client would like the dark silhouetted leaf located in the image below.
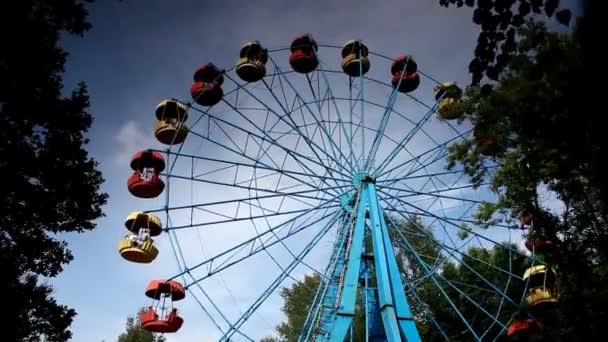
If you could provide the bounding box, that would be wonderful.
[478,31,489,44]
[478,0,492,8]
[556,9,571,25]
[469,57,486,75]
[457,0,464,7]
[496,52,510,67]
[518,1,531,16]
[481,49,496,63]
[482,18,498,31]
[465,0,475,7]
[504,39,517,52]
[495,32,506,41]
[475,44,485,58]
[480,83,493,96]
[545,0,558,17]
[473,8,483,24]
[531,0,543,14]
[472,72,483,85]
[512,14,524,26]
[506,27,516,40]
[486,65,500,80]
[439,0,449,7]
[500,11,512,30]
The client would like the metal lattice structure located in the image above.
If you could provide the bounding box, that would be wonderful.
[120,36,554,341]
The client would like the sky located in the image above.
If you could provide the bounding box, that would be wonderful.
[52,0,582,341]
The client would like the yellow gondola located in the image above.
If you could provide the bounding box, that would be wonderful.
[523,265,559,308]
[154,120,189,145]
[236,41,268,83]
[119,212,163,263]
[118,238,159,263]
[434,82,464,120]
[341,40,370,77]
[124,211,162,236]
[154,100,189,145]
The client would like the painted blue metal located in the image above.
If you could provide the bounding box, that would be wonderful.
[327,187,368,341]
[364,64,403,172]
[265,56,357,175]
[301,175,423,342]
[168,201,340,283]
[187,103,353,182]
[366,181,421,342]
[376,204,420,340]
[375,129,471,180]
[220,213,337,341]
[373,103,439,178]
[312,215,351,341]
[313,58,357,175]
[299,214,351,341]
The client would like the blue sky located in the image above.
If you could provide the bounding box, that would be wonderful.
[52,0,582,341]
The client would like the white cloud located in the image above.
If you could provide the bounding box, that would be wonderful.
[113,120,160,166]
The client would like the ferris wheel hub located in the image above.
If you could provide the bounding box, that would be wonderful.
[353,172,375,187]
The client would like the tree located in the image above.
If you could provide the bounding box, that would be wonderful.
[443,18,607,340]
[276,274,321,341]
[0,1,107,340]
[117,311,166,342]
[438,0,573,84]
[260,337,280,342]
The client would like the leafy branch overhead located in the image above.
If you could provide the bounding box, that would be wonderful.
[441,6,607,339]
[439,0,571,84]
[1,1,107,340]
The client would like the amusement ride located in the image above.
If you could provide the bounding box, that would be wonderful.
[118,35,559,341]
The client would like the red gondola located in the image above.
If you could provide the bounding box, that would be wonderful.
[506,318,543,340]
[130,150,165,173]
[289,35,319,74]
[391,55,418,75]
[127,172,164,198]
[390,55,420,93]
[391,71,420,93]
[190,63,224,106]
[140,307,184,333]
[193,63,224,85]
[127,150,165,198]
[145,279,186,301]
[140,279,186,334]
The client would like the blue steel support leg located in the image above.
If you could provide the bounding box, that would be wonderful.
[366,182,405,342]
[319,176,422,342]
[328,188,368,342]
[367,181,421,342]
[376,197,421,341]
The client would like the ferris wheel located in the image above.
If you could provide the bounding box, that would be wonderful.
[118,35,559,341]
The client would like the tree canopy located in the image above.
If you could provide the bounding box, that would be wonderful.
[439,0,606,339]
[438,0,573,84]
[117,310,166,342]
[0,1,107,340]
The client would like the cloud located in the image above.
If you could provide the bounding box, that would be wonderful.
[113,120,160,166]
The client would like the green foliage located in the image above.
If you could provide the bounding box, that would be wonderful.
[260,337,280,342]
[117,310,165,342]
[457,223,472,240]
[0,1,107,340]
[444,17,607,340]
[424,244,529,341]
[438,0,572,84]
[276,274,321,341]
